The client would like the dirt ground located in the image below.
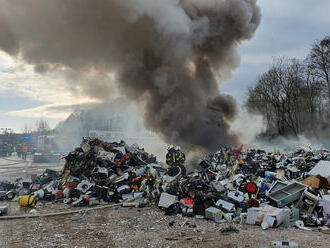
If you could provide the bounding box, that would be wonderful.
[0,202,329,248]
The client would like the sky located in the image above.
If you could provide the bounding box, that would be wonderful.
[0,0,329,132]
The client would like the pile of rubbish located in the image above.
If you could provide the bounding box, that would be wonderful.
[1,138,330,232]
[196,147,330,230]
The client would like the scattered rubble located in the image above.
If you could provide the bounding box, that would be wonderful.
[0,138,330,236]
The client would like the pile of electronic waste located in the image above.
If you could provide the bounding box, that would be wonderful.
[1,139,330,231]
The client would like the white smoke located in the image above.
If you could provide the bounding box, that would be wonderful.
[230,107,266,144]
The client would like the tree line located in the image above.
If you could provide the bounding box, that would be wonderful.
[246,36,330,138]
[0,118,52,145]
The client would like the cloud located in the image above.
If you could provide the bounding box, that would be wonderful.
[223,0,330,101]
[240,0,330,61]
[6,101,100,120]
[7,104,71,119]
[45,102,100,113]
[0,51,15,69]
[0,52,104,121]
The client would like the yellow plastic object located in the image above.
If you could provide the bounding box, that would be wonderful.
[60,169,71,185]
[232,160,239,175]
[61,165,66,174]
[19,195,37,207]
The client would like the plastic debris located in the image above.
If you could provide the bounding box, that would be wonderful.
[0,138,329,231]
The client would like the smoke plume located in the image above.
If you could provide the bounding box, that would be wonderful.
[0,0,261,152]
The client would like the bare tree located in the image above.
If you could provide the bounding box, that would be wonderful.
[35,118,50,134]
[22,123,33,134]
[307,36,330,105]
[247,36,330,138]
[246,58,324,137]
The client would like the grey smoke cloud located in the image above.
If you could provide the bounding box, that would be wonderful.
[0,0,261,151]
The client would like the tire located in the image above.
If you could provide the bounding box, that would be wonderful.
[6,191,16,200]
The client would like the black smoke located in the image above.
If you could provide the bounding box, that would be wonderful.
[0,0,261,151]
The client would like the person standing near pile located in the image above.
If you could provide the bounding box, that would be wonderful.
[22,143,28,160]
[166,145,176,175]
[166,145,186,177]
[175,146,186,177]
[16,143,22,158]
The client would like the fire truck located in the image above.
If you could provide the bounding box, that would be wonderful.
[33,136,60,163]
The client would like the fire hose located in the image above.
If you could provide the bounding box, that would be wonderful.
[0,202,122,220]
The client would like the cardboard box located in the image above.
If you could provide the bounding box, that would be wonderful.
[246,205,285,227]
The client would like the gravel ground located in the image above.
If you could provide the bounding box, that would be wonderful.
[0,203,329,248]
[0,155,62,181]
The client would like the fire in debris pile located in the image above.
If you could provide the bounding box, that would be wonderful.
[1,138,330,231]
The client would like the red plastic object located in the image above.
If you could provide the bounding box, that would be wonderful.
[248,198,260,207]
[132,176,142,182]
[184,197,195,206]
[117,153,132,167]
[57,190,64,198]
[85,197,90,204]
[124,154,131,159]
[245,182,258,194]
[248,187,260,207]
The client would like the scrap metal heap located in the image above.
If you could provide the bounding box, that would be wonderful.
[1,138,330,231]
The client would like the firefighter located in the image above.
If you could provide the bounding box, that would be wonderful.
[16,144,22,158]
[3,143,8,157]
[4,143,12,157]
[22,143,28,160]
[166,145,186,177]
[175,146,186,177]
[166,145,178,176]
